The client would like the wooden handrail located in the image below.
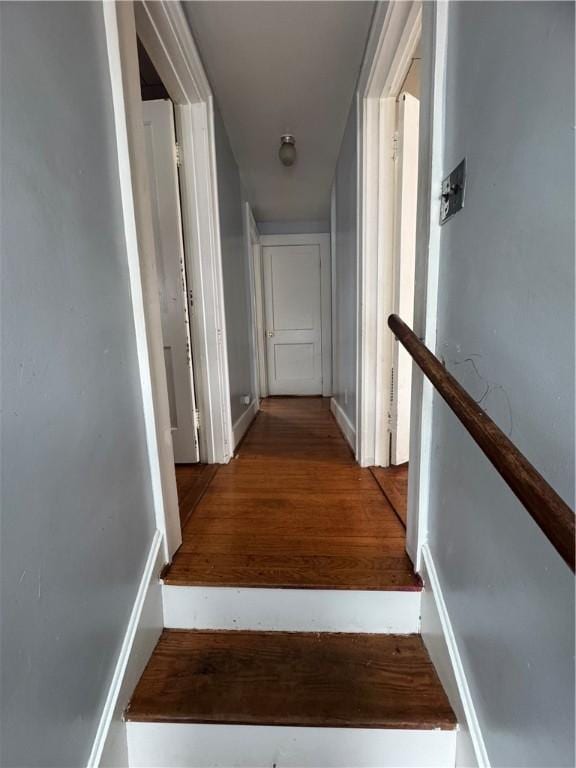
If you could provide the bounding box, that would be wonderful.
[389,314,575,572]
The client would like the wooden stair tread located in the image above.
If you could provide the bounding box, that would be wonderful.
[126,630,457,730]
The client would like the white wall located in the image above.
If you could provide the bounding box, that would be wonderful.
[213,105,256,425]
[331,102,358,429]
[0,3,157,765]
[426,3,574,766]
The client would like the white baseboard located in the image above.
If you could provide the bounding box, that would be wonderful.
[232,398,259,450]
[420,544,490,768]
[330,397,356,452]
[127,722,456,768]
[88,530,164,767]
[162,584,420,634]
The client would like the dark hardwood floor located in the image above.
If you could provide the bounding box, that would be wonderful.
[126,629,456,730]
[175,463,218,529]
[370,464,409,527]
[165,397,419,590]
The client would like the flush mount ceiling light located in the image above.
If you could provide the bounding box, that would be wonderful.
[279,134,296,167]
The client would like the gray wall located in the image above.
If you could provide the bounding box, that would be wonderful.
[428,3,575,766]
[331,102,358,427]
[213,106,255,425]
[0,3,157,767]
[258,219,330,236]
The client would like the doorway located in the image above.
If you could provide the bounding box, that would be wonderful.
[358,0,448,566]
[106,1,233,560]
[138,38,221,531]
[370,57,420,529]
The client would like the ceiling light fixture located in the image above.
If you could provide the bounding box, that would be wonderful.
[279,134,296,167]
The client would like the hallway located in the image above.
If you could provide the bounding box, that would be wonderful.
[165,398,419,590]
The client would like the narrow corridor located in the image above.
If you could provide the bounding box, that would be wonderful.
[165,397,419,590]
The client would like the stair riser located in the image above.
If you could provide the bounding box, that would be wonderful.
[126,723,456,768]
[162,585,421,633]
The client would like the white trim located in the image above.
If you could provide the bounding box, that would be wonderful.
[260,233,332,397]
[162,585,420,634]
[133,1,210,104]
[420,544,490,768]
[406,0,449,568]
[232,398,259,450]
[136,0,233,466]
[87,530,164,768]
[330,397,356,453]
[357,0,422,470]
[244,203,266,400]
[330,184,338,411]
[126,722,456,768]
[104,1,180,561]
[252,234,268,398]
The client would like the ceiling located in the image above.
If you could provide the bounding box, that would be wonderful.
[183,1,375,222]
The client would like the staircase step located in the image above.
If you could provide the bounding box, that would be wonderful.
[162,584,421,633]
[125,630,457,767]
[127,629,455,728]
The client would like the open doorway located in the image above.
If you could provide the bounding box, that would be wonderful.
[137,38,217,531]
[358,1,448,567]
[371,46,421,527]
[105,1,233,561]
[357,3,422,534]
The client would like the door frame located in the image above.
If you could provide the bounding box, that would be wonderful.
[390,92,420,466]
[356,0,422,470]
[244,203,267,399]
[141,98,200,464]
[260,233,332,397]
[356,0,448,568]
[103,1,233,561]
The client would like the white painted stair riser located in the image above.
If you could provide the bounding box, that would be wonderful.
[126,723,457,768]
[162,585,421,633]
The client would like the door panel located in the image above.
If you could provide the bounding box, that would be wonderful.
[263,245,322,395]
[142,99,199,462]
[274,343,315,381]
[391,92,420,465]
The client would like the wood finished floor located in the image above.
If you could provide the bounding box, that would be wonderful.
[126,629,457,730]
[370,464,409,527]
[165,397,420,590]
[175,463,218,529]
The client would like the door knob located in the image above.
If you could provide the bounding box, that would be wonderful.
[266,330,275,338]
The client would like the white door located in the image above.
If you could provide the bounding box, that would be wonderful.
[263,244,323,395]
[390,92,420,465]
[142,99,199,463]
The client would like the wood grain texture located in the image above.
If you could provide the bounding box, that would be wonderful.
[389,313,575,571]
[370,465,408,527]
[164,398,419,590]
[126,630,457,730]
[175,463,218,529]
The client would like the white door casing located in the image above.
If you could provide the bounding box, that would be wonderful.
[263,244,323,395]
[390,92,420,465]
[244,203,266,399]
[253,240,268,398]
[142,99,199,463]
